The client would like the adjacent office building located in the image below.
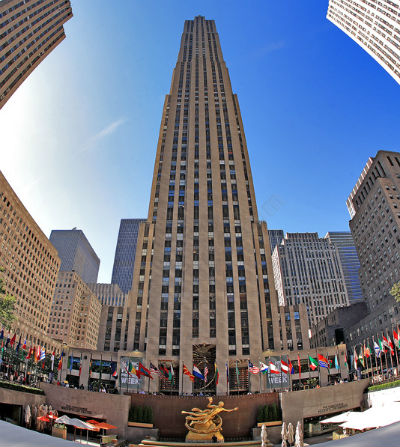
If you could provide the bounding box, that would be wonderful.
[0,171,61,352]
[272,233,350,326]
[89,283,127,307]
[111,219,144,294]
[123,16,309,394]
[268,229,284,253]
[50,229,100,284]
[48,271,102,350]
[345,150,400,348]
[0,0,73,109]
[325,232,363,303]
[327,0,400,84]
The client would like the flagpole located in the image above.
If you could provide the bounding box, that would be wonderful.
[375,335,384,377]
[316,348,321,387]
[387,331,394,373]
[382,332,389,377]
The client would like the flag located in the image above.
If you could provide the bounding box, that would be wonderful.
[0,329,3,340]
[378,338,385,354]
[204,365,209,383]
[259,362,268,373]
[297,354,301,379]
[393,330,399,349]
[318,354,329,368]
[15,336,21,353]
[387,336,394,356]
[26,346,33,360]
[22,339,26,350]
[226,362,229,385]
[9,333,16,348]
[138,362,153,379]
[5,334,10,348]
[58,352,64,371]
[51,351,55,371]
[183,364,195,382]
[288,359,294,374]
[128,361,137,377]
[35,345,41,362]
[309,356,318,371]
[111,361,118,378]
[248,361,260,374]
[269,362,280,374]
[353,348,358,370]
[280,360,289,374]
[214,362,219,385]
[159,365,169,379]
[192,364,204,380]
[149,363,158,375]
[358,349,364,367]
[363,344,370,358]
[334,355,340,370]
[235,362,240,385]
[374,341,381,357]
[40,347,46,361]
[382,335,390,349]
[169,364,175,382]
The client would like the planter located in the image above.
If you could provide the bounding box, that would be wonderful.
[52,426,67,440]
[128,421,154,428]
[257,421,282,427]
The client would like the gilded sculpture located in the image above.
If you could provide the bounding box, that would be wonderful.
[182,397,238,442]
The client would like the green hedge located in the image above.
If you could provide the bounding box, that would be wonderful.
[256,403,282,423]
[368,379,400,392]
[0,380,44,395]
[128,405,153,423]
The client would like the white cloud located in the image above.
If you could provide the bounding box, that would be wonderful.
[83,118,127,152]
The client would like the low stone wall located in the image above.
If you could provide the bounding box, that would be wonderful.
[0,386,46,410]
[40,383,131,439]
[281,379,369,425]
[129,393,279,439]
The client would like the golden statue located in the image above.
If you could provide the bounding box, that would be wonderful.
[182,397,238,442]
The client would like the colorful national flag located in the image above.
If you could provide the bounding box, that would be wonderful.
[309,356,318,371]
[40,347,46,361]
[5,334,10,348]
[26,346,33,360]
[259,362,269,373]
[280,360,289,374]
[363,344,370,358]
[288,359,294,374]
[393,330,399,349]
[382,335,390,350]
[35,345,41,362]
[387,336,395,356]
[138,362,153,379]
[269,362,280,374]
[128,361,137,377]
[214,362,219,385]
[193,364,204,380]
[358,349,364,367]
[248,361,260,374]
[22,339,26,350]
[378,338,385,354]
[149,363,158,374]
[111,362,118,378]
[374,341,381,357]
[169,364,175,382]
[335,355,340,370]
[318,354,329,368]
[353,348,358,370]
[183,364,195,382]
[235,362,240,384]
[9,333,16,347]
[15,336,21,353]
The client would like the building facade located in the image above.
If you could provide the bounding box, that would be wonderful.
[111,218,144,294]
[48,271,102,350]
[50,229,100,284]
[268,229,284,253]
[122,16,306,394]
[325,231,364,303]
[0,171,61,352]
[89,283,127,307]
[272,233,350,326]
[344,150,400,350]
[0,0,73,109]
[327,0,400,84]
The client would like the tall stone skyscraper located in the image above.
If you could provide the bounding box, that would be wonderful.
[125,17,299,394]
[0,0,73,109]
[111,218,145,293]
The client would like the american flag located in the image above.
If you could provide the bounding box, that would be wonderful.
[149,363,158,374]
[204,365,209,383]
[248,361,260,374]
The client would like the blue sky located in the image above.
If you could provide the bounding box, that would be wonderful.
[1,1,399,283]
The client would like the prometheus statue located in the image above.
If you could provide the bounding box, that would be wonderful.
[182,397,238,442]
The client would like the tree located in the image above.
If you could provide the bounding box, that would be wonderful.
[0,269,16,330]
[390,282,400,302]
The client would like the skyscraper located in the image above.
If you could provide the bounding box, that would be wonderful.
[0,0,73,109]
[272,233,349,326]
[324,232,363,303]
[268,229,284,253]
[50,229,100,284]
[111,219,144,293]
[327,0,400,84]
[124,17,303,394]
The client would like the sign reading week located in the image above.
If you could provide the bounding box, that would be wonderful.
[120,357,141,389]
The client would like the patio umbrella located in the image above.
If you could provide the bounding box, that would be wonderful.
[287,422,295,446]
[94,422,117,430]
[37,416,50,422]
